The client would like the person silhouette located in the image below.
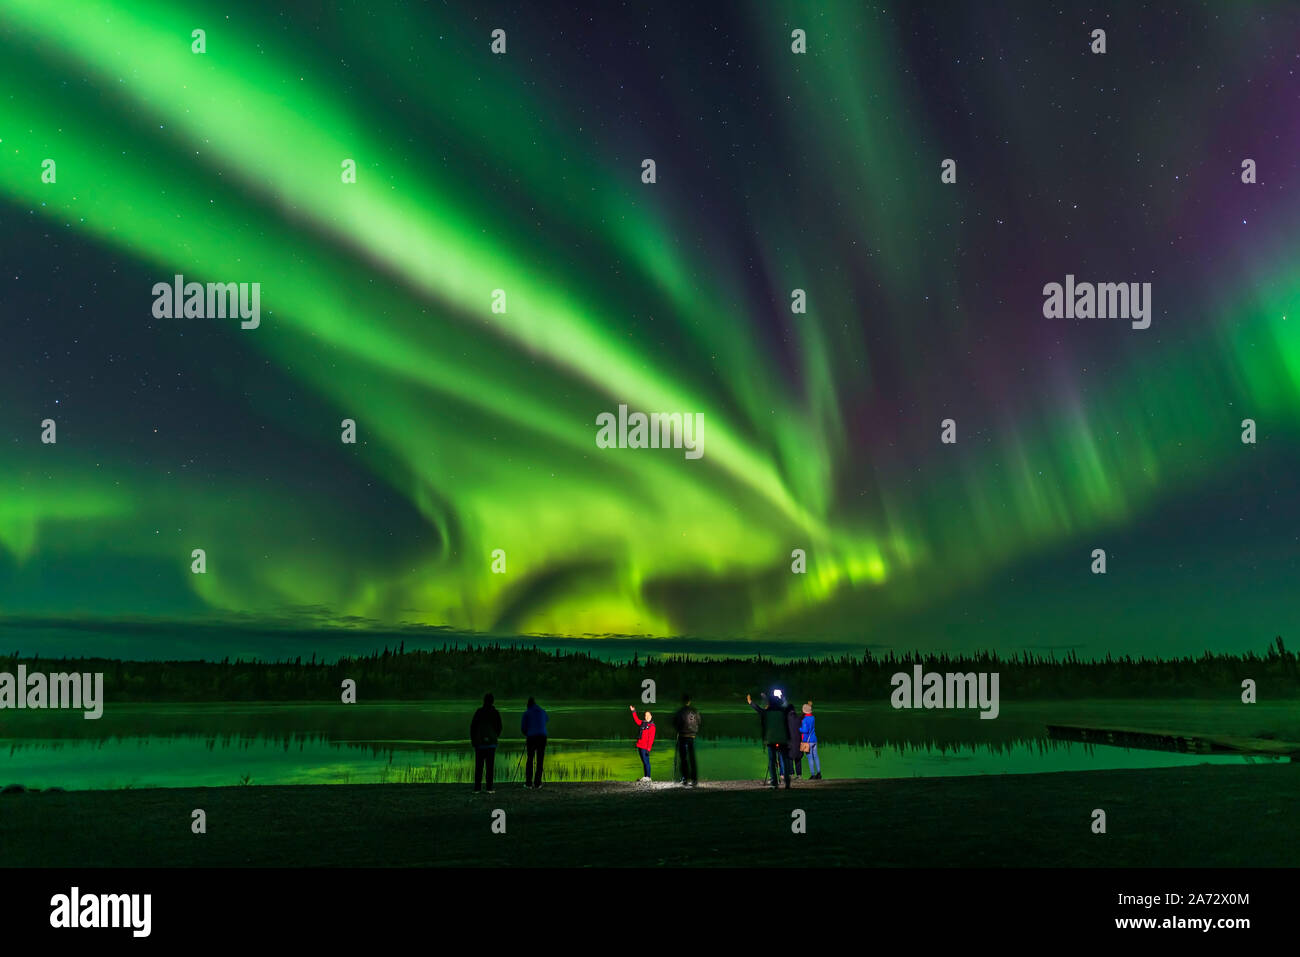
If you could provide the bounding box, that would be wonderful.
[521,696,549,789]
[469,692,502,793]
[672,693,701,787]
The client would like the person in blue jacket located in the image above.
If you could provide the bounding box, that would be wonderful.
[800,701,822,780]
[521,696,549,789]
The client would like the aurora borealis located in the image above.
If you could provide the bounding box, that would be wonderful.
[1,1,1297,654]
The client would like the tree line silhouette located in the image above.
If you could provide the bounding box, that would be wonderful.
[0,636,1293,702]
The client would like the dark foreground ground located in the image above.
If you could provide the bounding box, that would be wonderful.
[1,764,1294,867]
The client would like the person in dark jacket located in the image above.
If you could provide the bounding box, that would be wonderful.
[749,691,791,789]
[630,705,656,781]
[784,699,804,780]
[469,692,503,793]
[520,696,549,789]
[672,693,701,787]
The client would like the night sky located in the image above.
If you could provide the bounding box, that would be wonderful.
[1,1,1297,657]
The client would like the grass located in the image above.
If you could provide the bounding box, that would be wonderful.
[377,758,614,785]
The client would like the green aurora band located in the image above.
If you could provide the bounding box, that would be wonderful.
[1,0,1296,646]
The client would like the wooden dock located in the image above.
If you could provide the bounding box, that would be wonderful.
[1046,724,1300,758]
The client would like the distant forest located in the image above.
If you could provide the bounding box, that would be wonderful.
[0,637,1295,702]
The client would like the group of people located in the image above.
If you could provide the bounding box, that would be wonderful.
[468,693,551,793]
[468,689,821,791]
[747,688,821,789]
[629,693,703,786]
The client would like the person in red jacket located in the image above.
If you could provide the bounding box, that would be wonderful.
[629,705,656,781]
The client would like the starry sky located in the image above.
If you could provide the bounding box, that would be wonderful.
[1,0,1297,658]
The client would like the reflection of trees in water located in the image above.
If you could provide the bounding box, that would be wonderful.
[13,730,1289,769]
[3,731,1283,793]
[8,730,338,752]
[0,722,1289,763]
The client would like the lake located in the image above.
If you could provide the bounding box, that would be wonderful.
[0,699,1291,789]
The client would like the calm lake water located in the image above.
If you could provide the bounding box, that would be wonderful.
[0,700,1291,790]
